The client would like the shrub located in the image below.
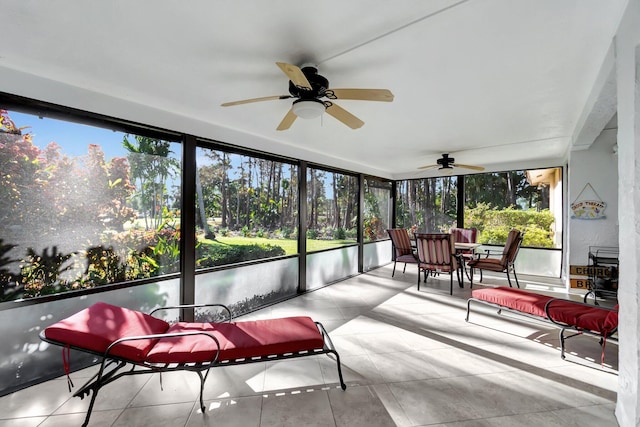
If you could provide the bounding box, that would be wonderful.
[307,229,319,239]
[333,228,346,240]
[196,243,285,268]
[466,203,554,247]
[345,227,358,239]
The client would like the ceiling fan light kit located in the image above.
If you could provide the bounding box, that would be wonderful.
[221,62,394,130]
[440,165,455,175]
[292,99,325,119]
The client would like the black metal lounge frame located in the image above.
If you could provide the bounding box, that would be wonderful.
[544,299,618,360]
[465,297,618,362]
[40,303,347,427]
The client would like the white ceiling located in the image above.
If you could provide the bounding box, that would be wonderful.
[0,1,626,179]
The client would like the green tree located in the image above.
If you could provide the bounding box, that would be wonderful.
[123,135,179,229]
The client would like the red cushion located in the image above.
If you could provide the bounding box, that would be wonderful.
[146,316,324,364]
[547,301,618,335]
[604,304,619,331]
[396,254,417,263]
[471,287,553,318]
[44,302,170,362]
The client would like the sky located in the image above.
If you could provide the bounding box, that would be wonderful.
[8,111,130,160]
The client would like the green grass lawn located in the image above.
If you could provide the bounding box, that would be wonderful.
[201,236,355,255]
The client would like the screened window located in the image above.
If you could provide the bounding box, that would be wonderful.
[195,147,298,268]
[464,168,562,248]
[0,109,181,301]
[364,178,392,242]
[395,176,458,234]
[306,168,358,250]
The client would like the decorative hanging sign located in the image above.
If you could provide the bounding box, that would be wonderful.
[570,183,606,219]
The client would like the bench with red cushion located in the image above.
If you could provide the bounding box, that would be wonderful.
[41,302,345,427]
[466,286,618,362]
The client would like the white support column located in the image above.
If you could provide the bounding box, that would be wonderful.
[615,1,640,425]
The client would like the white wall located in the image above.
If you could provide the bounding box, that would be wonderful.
[614,1,640,424]
[567,125,619,274]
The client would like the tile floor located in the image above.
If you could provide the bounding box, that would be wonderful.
[0,265,619,426]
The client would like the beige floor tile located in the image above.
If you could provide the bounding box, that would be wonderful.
[369,383,413,427]
[263,358,324,391]
[128,371,201,407]
[387,378,479,425]
[260,389,334,427]
[320,353,384,386]
[112,402,194,426]
[186,395,262,427]
[550,404,618,427]
[0,418,47,427]
[327,385,396,427]
[38,409,123,427]
[446,371,573,418]
[0,379,74,418]
[427,411,567,426]
[202,362,266,399]
[368,351,444,382]
[53,372,150,414]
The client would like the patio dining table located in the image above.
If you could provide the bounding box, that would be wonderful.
[454,242,481,281]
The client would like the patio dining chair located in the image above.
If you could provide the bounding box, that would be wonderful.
[414,233,462,295]
[386,228,418,277]
[450,227,478,261]
[467,228,523,288]
[387,228,418,277]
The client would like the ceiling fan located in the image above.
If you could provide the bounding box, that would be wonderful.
[221,62,394,131]
[418,153,485,173]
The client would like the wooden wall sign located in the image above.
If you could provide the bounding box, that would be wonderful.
[570,183,606,219]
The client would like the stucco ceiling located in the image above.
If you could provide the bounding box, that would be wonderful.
[0,1,626,179]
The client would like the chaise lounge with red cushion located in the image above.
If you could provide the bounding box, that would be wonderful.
[41,302,346,427]
[465,286,618,363]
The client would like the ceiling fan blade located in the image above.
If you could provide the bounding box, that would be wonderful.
[417,164,439,170]
[276,109,297,131]
[454,163,485,171]
[329,88,394,102]
[276,62,312,90]
[326,103,364,129]
[221,95,292,107]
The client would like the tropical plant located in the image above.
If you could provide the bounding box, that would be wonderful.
[84,245,127,285]
[0,239,20,301]
[122,135,179,229]
[20,246,75,298]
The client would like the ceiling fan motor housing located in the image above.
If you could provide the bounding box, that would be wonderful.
[437,153,454,168]
[288,66,329,99]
